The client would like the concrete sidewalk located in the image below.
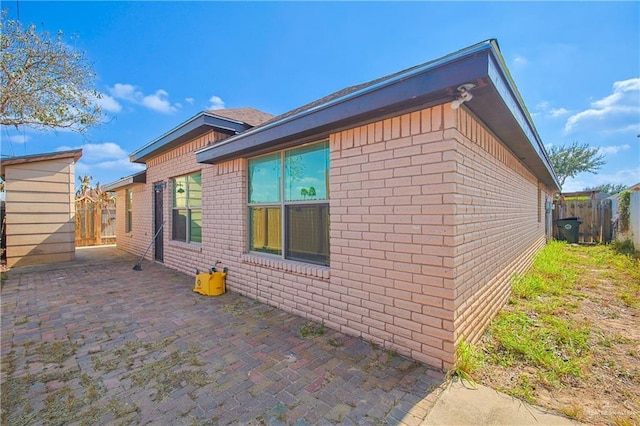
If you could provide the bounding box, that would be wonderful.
[424,379,579,425]
[1,245,579,425]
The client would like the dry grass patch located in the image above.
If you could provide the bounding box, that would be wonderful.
[474,242,640,425]
[1,333,212,425]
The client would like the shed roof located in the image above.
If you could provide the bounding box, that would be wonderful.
[195,39,560,190]
[1,149,83,179]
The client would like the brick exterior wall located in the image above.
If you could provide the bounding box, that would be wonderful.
[113,184,149,258]
[113,104,553,371]
[114,131,231,273]
[449,108,552,350]
[328,107,458,369]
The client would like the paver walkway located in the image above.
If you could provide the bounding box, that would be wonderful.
[1,246,444,425]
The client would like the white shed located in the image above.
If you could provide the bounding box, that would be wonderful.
[1,149,82,268]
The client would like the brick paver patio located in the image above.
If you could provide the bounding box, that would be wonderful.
[1,246,444,425]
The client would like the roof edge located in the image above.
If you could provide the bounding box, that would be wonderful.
[130,112,252,163]
[102,170,147,192]
[196,40,495,160]
[1,149,83,178]
[484,41,560,190]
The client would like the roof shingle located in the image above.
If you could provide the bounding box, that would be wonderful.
[206,108,274,127]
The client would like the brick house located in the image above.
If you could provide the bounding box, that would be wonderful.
[105,39,559,370]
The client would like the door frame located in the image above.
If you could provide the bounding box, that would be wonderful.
[154,181,165,262]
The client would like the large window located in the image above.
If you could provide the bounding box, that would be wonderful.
[172,172,202,243]
[125,189,133,233]
[248,141,329,265]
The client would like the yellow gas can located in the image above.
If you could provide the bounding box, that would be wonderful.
[193,268,226,296]
[193,272,212,296]
[208,271,226,296]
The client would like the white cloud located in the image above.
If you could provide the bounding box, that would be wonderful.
[536,101,550,111]
[94,93,122,113]
[563,165,640,192]
[549,108,569,118]
[110,83,140,102]
[74,159,144,176]
[142,89,177,113]
[55,142,142,177]
[207,95,225,110]
[598,144,630,155]
[604,123,640,134]
[185,97,195,104]
[513,55,528,68]
[565,77,640,133]
[5,134,30,144]
[57,142,127,162]
[592,78,640,109]
[109,83,179,114]
[534,101,570,119]
[94,158,146,172]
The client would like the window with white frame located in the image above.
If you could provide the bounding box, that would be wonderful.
[248,141,329,265]
[125,189,133,233]
[172,172,202,243]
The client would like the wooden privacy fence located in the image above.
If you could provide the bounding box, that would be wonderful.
[553,197,612,244]
[75,196,116,247]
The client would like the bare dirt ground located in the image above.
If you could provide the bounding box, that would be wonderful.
[477,246,640,425]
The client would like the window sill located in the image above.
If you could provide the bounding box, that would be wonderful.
[168,240,202,253]
[241,253,330,280]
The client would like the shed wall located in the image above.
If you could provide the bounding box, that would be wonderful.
[5,158,76,267]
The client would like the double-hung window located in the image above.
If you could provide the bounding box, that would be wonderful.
[125,189,133,233]
[248,141,329,265]
[172,172,202,243]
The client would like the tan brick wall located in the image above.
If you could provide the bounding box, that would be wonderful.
[328,105,458,369]
[112,183,151,258]
[114,130,229,274]
[450,108,549,348]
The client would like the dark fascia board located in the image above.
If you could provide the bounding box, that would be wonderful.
[195,40,560,190]
[102,170,147,192]
[196,52,489,163]
[130,112,252,164]
[482,42,560,189]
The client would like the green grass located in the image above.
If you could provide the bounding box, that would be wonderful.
[568,242,640,308]
[610,239,637,258]
[498,242,590,383]
[479,241,640,416]
[299,320,326,337]
[488,311,589,381]
[448,339,483,385]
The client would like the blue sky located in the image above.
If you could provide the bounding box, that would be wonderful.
[1,1,638,192]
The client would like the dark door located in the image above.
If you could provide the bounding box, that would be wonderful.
[154,182,164,262]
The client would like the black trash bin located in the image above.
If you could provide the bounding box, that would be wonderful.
[555,217,582,243]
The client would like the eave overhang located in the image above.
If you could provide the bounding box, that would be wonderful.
[130,112,252,164]
[195,39,560,191]
[1,149,83,179]
[467,43,560,190]
[102,170,147,192]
